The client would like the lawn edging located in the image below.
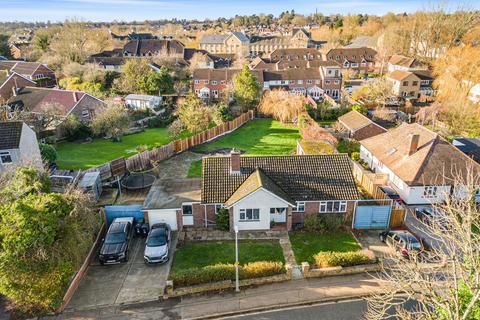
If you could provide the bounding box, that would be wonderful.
[164,264,293,298]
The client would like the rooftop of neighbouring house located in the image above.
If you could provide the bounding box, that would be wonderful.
[0,121,23,150]
[360,123,480,186]
[202,154,360,204]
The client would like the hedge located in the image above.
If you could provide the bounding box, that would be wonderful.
[170,261,285,287]
[314,251,370,268]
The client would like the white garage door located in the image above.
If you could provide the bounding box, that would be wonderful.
[147,209,178,231]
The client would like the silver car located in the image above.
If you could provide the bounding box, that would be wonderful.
[144,223,171,264]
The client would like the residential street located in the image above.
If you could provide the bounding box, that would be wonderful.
[53,273,389,319]
[225,298,418,320]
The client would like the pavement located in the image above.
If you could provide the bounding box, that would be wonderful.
[65,233,176,311]
[55,273,388,319]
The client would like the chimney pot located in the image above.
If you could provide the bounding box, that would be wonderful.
[230,148,241,174]
[408,134,420,156]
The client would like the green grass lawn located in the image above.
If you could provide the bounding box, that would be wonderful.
[171,240,285,272]
[289,231,361,264]
[188,119,300,176]
[187,159,202,178]
[194,118,300,155]
[56,128,187,170]
[316,120,334,127]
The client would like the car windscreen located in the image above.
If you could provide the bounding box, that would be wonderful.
[105,232,126,244]
[147,230,166,247]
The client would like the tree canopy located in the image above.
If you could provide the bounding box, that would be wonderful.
[232,65,261,111]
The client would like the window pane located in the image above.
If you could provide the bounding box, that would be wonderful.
[240,211,245,220]
[246,209,252,220]
[327,202,333,212]
[340,202,347,212]
[320,202,326,212]
[182,205,192,215]
[333,202,340,212]
[253,209,260,220]
[270,208,275,214]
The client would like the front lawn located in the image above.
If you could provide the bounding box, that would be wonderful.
[187,159,202,178]
[289,231,361,264]
[194,118,300,155]
[56,128,192,170]
[171,240,285,273]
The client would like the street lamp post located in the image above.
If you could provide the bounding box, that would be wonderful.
[234,225,240,292]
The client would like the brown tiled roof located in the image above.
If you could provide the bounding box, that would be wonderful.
[338,110,386,132]
[360,123,480,186]
[268,48,322,61]
[224,168,294,207]
[193,68,264,83]
[7,87,87,116]
[0,121,23,149]
[123,39,185,56]
[388,55,416,68]
[326,47,377,63]
[388,70,419,81]
[202,154,360,204]
[263,68,321,81]
[0,60,52,76]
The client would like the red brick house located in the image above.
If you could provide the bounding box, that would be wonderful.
[0,60,57,88]
[144,151,360,231]
[326,47,377,74]
[0,71,36,103]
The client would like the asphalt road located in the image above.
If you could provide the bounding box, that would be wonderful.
[223,298,417,320]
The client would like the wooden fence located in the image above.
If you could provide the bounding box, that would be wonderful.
[86,110,255,175]
[352,161,406,228]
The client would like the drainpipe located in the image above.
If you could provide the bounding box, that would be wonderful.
[204,205,208,228]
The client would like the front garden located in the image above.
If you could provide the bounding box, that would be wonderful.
[169,240,286,287]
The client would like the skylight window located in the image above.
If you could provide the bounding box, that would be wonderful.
[387,148,397,155]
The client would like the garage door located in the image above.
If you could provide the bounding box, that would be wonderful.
[354,205,391,229]
[147,209,178,231]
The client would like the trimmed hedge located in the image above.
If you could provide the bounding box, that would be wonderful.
[170,261,285,287]
[314,251,370,268]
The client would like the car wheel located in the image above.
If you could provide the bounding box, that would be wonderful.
[124,252,129,262]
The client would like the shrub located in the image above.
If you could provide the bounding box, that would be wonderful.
[39,144,57,164]
[215,207,230,231]
[351,151,360,161]
[304,214,344,232]
[314,251,370,268]
[60,115,92,141]
[170,261,285,287]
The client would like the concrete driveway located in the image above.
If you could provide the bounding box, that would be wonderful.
[403,207,446,251]
[66,233,177,311]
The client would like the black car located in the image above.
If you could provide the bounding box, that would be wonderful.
[99,217,134,265]
[379,230,423,258]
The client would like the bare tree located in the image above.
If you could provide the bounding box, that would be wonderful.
[259,90,306,123]
[366,167,480,320]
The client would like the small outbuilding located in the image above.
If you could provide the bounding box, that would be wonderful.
[124,94,163,111]
[78,171,102,200]
[338,110,387,141]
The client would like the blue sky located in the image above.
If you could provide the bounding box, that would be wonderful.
[1,0,478,22]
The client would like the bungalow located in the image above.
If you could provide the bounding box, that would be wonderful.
[7,87,106,135]
[338,110,387,141]
[0,121,41,172]
[145,151,360,231]
[387,55,426,73]
[0,60,56,88]
[359,123,480,205]
[124,94,163,111]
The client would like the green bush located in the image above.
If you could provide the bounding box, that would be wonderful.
[39,144,57,164]
[170,261,285,287]
[351,151,360,161]
[215,208,230,231]
[303,214,344,233]
[314,251,370,268]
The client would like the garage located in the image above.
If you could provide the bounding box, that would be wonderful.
[354,204,392,229]
[147,209,178,231]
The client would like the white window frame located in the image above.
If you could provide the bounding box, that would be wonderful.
[215,204,224,214]
[334,80,340,85]
[307,80,313,85]
[81,109,90,118]
[294,202,305,212]
[194,80,200,84]
[212,80,217,85]
[319,201,347,213]
[239,208,260,221]
[204,80,209,84]
[423,186,438,198]
[0,151,13,164]
[298,80,303,85]
[270,207,287,214]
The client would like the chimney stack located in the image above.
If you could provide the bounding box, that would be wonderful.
[73,92,78,102]
[408,134,420,156]
[230,148,241,175]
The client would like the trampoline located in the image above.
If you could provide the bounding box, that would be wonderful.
[121,171,156,190]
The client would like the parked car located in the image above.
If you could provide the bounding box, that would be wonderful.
[99,217,134,265]
[378,186,404,206]
[379,230,423,258]
[415,207,448,229]
[144,223,171,264]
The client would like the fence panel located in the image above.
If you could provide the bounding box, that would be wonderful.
[389,209,406,228]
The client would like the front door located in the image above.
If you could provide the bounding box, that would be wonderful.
[182,204,194,226]
[270,207,287,223]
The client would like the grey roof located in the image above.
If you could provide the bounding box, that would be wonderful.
[143,179,201,209]
[454,138,480,163]
[231,32,249,42]
[125,94,160,101]
[200,34,229,44]
[0,121,23,149]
